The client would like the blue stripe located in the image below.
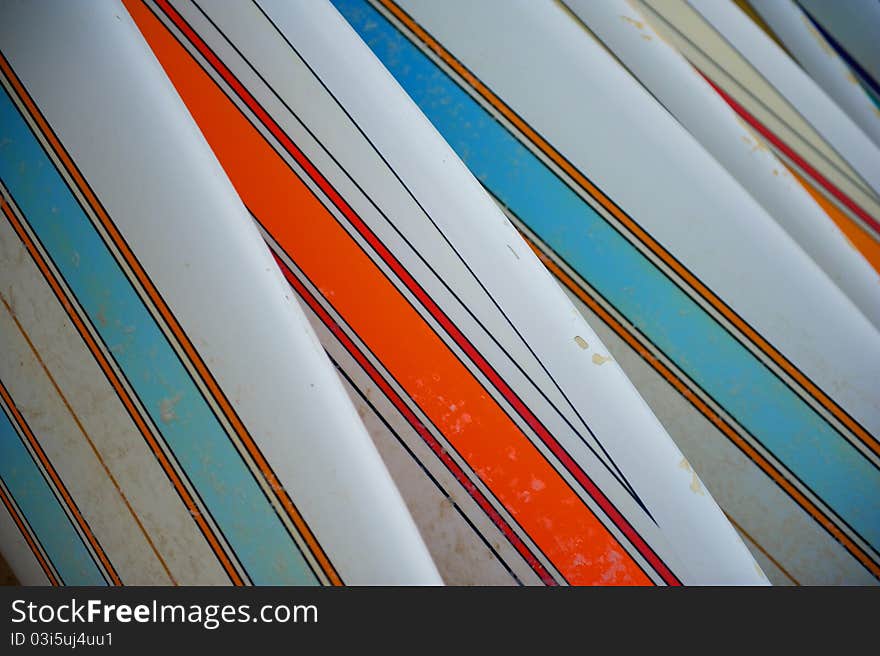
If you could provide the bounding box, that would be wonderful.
[333,0,880,549]
[0,402,105,585]
[0,83,318,585]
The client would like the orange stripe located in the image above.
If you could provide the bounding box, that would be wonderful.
[126,0,652,585]
[1,44,340,589]
[0,483,59,585]
[0,292,178,585]
[526,236,880,578]
[0,197,242,586]
[787,165,880,273]
[375,0,880,460]
[0,380,121,584]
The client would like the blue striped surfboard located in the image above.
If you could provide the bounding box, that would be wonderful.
[332,0,880,585]
[126,0,767,585]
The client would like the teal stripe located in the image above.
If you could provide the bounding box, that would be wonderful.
[858,75,880,111]
[0,82,319,585]
[333,0,880,549]
[0,401,105,585]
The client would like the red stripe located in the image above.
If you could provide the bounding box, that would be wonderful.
[155,0,679,586]
[699,71,880,237]
[273,252,557,585]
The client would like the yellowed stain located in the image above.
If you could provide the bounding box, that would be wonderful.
[678,457,704,495]
[574,335,589,349]
[740,133,768,154]
[620,15,645,30]
[773,169,779,176]
[641,34,652,41]
[621,0,675,48]
[591,353,611,365]
[734,117,771,152]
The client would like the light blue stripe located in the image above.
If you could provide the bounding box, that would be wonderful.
[0,403,105,585]
[334,0,880,549]
[0,84,318,585]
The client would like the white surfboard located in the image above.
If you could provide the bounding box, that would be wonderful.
[686,0,880,198]
[796,0,880,107]
[0,0,441,586]
[125,0,769,585]
[330,0,880,585]
[562,0,880,331]
[630,0,880,252]
[746,0,880,149]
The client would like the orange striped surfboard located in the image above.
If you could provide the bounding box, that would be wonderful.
[123,0,767,585]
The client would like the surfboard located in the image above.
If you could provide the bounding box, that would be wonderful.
[629,0,880,256]
[743,0,880,149]
[328,0,880,585]
[686,0,880,197]
[0,0,442,586]
[125,0,768,585]
[562,0,880,330]
[795,0,880,110]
